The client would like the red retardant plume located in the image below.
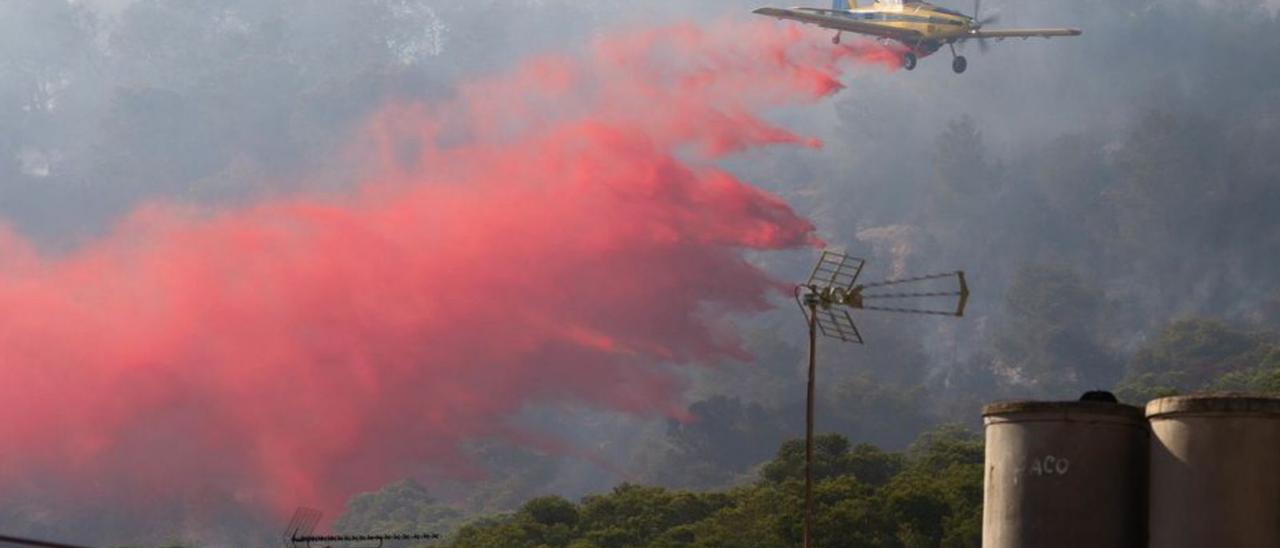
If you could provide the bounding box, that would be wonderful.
[0,21,897,519]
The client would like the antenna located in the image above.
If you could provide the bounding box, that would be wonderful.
[283,507,323,546]
[794,249,969,548]
[0,533,90,548]
[282,507,440,548]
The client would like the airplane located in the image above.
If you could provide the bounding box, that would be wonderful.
[754,0,1081,74]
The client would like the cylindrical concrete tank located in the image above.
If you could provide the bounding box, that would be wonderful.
[1147,394,1280,548]
[982,400,1148,548]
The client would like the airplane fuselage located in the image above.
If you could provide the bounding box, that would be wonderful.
[841,3,973,40]
[798,2,974,54]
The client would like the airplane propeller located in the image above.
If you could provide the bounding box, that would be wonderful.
[970,0,1000,52]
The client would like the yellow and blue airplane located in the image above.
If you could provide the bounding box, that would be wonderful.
[754,0,1081,73]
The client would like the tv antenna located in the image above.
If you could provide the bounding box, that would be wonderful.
[283,507,440,548]
[0,533,90,548]
[794,250,969,548]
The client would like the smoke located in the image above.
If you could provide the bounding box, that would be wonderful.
[0,19,895,527]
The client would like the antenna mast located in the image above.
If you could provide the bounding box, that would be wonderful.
[794,250,969,548]
[0,533,90,548]
[283,507,439,548]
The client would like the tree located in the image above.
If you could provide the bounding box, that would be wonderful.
[1116,318,1280,401]
[576,484,730,548]
[334,479,463,539]
[658,396,789,488]
[888,425,984,547]
[760,434,849,485]
[992,264,1119,394]
[813,480,897,547]
[824,373,935,450]
[684,485,797,548]
[452,496,583,548]
[445,428,984,548]
[760,433,905,488]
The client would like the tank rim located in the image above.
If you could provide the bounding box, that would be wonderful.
[982,399,1144,419]
[1146,392,1280,418]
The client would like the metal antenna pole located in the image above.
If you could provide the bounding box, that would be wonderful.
[794,250,969,548]
[803,297,818,548]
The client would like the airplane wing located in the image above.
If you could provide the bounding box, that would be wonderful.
[753,7,923,42]
[962,28,1083,40]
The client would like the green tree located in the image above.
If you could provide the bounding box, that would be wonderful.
[452,496,583,548]
[576,484,730,547]
[761,434,847,485]
[685,485,796,548]
[993,264,1119,394]
[1116,318,1280,402]
[659,396,789,489]
[1209,358,1280,394]
[928,115,1002,220]
[825,374,935,450]
[1129,319,1260,382]
[888,425,984,547]
[809,475,895,548]
[905,424,983,473]
[335,479,462,538]
[446,428,983,548]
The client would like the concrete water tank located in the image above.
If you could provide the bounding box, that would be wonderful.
[1147,394,1280,548]
[982,399,1148,548]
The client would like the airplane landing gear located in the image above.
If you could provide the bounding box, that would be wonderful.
[832,32,841,44]
[946,42,967,74]
[902,52,917,70]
